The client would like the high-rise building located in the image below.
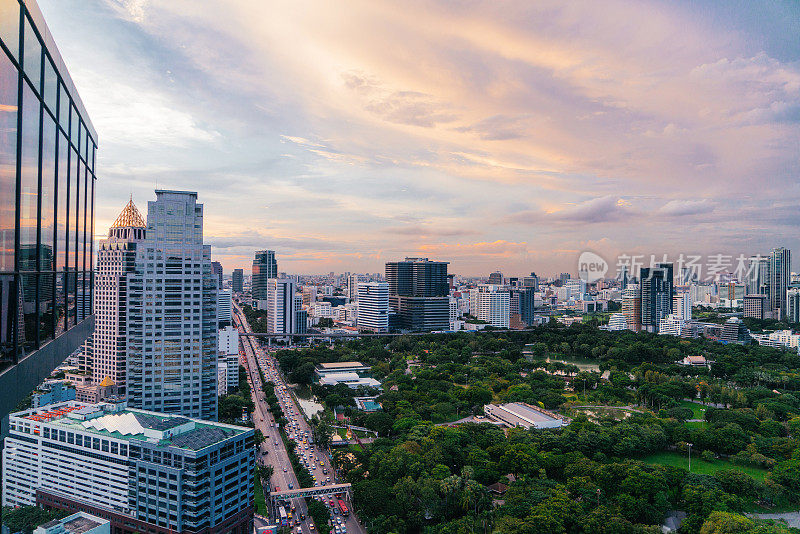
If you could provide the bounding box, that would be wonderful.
[302,285,318,306]
[744,294,769,320]
[522,272,538,290]
[125,191,218,421]
[3,401,254,533]
[769,247,791,320]
[488,271,503,285]
[0,0,98,423]
[640,263,674,333]
[747,255,770,295]
[251,250,277,305]
[80,199,146,395]
[786,288,800,323]
[385,257,450,331]
[519,287,536,327]
[472,285,510,328]
[673,291,692,321]
[347,274,360,302]
[211,260,223,288]
[231,268,244,293]
[622,284,641,332]
[217,288,233,326]
[266,278,298,335]
[357,282,389,333]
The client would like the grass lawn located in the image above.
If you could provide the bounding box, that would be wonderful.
[254,470,268,515]
[678,400,708,420]
[642,451,767,482]
[685,420,708,429]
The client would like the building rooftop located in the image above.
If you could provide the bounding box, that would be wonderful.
[317,361,367,369]
[16,402,246,451]
[110,197,146,229]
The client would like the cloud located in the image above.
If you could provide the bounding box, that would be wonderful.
[659,199,713,217]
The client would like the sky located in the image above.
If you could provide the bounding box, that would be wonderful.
[38,0,800,277]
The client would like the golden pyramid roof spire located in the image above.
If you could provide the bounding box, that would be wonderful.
[111,196,146,229]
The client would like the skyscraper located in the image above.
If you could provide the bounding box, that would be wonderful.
[519,287,536,327]
[385,257,449,331]
[125,191,218,420]
[266,278,298,335]
[80,198,146,395]
[251,250,277,306]
[472,285,510,328]
[640,263,674,333]
[347,273,360,301]
[769,247,791,320]
[211,260,223,288]
[218,287,233,326]
[623,284,642,332]
[357,282,389,333]
[0,0,98,423]
[231,268,244,293]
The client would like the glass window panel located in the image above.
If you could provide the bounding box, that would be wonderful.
[55,271,65,336]
[22,15,39,92]
[21,272,36,351]
[89,176,94,315]
[58,82,68,130]
[19,82,39,272]
[41,113,55,271]
[67,146,77,268]
[76,160,84,273]
[0,273,16,360]
[0,0,20,60]
[82,124,88,161]
[56,133,67,270]
[69,103,77,144]
[67,268,75,327]
[39,269,53,343]
[0,50,16,271]
[43,55,56,113]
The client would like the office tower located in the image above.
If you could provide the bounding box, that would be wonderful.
[769,247,791,320]
[357,282,389,333]
[295,306,308,335]
[522,272,538,290]
[385,257,449,331]
[519,287,536,327]
[472,285,510,328]
[266,278,298,334]
[217,288,233,326]
[0,0,98,423]
[619,265,629,289]
[787,288,800,323]
[211,260,223,288]
[488,271,503,285]
[640,263,674,333]
[447,273,455,290]
[673,292,692,321]
[744,294,769,320]
[449,297,459,330]
[347,274,360,302]
[231,268,244,293]
[622,284,642,332]
[559,273,571,285]
[3,401,254,533]
[746,256,770,295]
[125,191,217,421]
[251,250,277,305]
[80,199,146,395]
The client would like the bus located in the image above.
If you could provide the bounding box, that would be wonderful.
[338,500,350,516]
[278,506,288,526]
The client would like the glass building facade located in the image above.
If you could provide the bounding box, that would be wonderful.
[0,0,96,422]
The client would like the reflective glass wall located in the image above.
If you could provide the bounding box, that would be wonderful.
[0,0,96,366]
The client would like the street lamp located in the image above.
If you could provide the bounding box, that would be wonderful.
[687,442,693,472]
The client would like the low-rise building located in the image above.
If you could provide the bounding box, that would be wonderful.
[35,512,110,534]
[318,372,382,389]
[483,402,564,430]
[315,362,371,377]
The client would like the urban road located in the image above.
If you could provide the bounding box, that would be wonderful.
[234,303,367,534]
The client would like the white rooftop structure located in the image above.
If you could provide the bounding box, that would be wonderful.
[318,372,381,389]
[35,512,110,534]
[483,402,564,430]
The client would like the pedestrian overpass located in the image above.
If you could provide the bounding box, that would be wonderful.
[268,483,353,521]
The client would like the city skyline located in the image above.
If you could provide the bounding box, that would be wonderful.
[37,1,800,276]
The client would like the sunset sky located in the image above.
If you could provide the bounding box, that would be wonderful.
[39,0,800,276]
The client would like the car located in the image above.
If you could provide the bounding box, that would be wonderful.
[288,483,293,489]
[274,441,279,446]
[336,518,342,524]
[309,525,315,531]
[283,467,287,472]
[300,513,306,520]
[296,529,302,534]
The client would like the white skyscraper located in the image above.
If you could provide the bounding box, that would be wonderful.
[80,199,146,394]
[267,278,298,334]
[125,191,218,420]
[673,292,692,321]
[473,285,510,328]
[348,274,360,302]
[357,282,389,332]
